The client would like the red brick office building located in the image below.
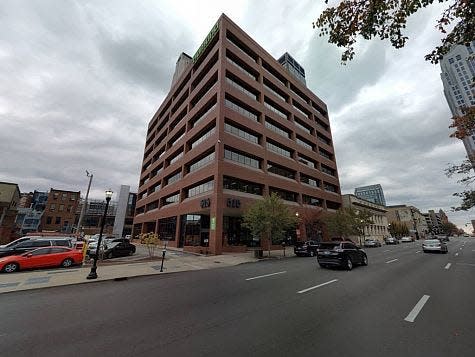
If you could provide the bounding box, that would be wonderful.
[134,14,342,254]
[41,189,80,233]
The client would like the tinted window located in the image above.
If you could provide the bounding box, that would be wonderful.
[30,248,51,256]
[319,242,340,250]
[16,240,50,248]
[52,240,71,247]
[344,243,357,249]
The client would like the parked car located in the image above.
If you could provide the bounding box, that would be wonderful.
[294,240,320,257]
[385,237,400,245]
[364,239,382,248]
[422,239,448,254]
[0,246,83,273]
[317,241,368,270]
[401,236,414,243]
[0,238,72,258]
[88,239,136,259]
[0,236,38,249]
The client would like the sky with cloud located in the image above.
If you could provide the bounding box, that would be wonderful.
[0,0,472,229]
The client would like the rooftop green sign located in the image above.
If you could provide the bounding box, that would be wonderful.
[193,22,219,63]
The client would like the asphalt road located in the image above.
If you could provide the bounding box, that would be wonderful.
[1,238,474,357]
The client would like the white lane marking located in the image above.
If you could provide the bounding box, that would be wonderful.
[457,262,475,267]
[383,249,391,252]
[415,250,421,253]
[386,259,398,264]
[455,253,459,257]
[404,295,430,323]
[297,279,338,294]
[445,263,452,270]
[245,271,287,281]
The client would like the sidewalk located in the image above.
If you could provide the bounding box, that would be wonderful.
[0,246,293,294]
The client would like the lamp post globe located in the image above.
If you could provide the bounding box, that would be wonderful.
[87,189,113,280]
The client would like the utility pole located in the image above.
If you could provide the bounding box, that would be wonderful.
[76,171,93,236]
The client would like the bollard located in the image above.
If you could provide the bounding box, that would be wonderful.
[160,249,166,272]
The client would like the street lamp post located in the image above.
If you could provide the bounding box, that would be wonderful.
[87,189,113,280]
[76,171,93,235]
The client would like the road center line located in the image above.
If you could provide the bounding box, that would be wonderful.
[245,271,287,281]
[445,263,452,270]
[404,295,430,322]
[297,279,338,294]
[415,250,421,253]
[383,249,391,252]
[386,259,398,264]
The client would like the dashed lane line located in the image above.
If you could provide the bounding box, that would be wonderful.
[297,279,338,294]
[445,263,452,270]
[245,271,287,281]
[404,295,430,323]
[386,259,398,264]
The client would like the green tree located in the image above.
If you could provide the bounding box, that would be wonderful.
[313,0,475,64]
[439,221,459,235]
[242,193,298,257]
[388,221,409,238]
[445,157,475,211]
[323,207,374,245]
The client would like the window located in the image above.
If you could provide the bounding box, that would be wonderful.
[264,98,288,119]
[190,125,216,149]
[224,148,260,168]
[225,97,259,121]
[46,216,52,224]
[297,154,316,168]
[296,137,314,151]
[317,133,331,146]
[266,141,292,158]
[324,182,338,193]
[226,31,258,63]
[295,119,312,135]
[191,100,217,128]
[269,187,297,202]
[263,80,287,102]
[321,164,336,176]
[70,194,76,201]
[188,151,215,173]
[158,216,177,241]
[53,193,59,199]
[293,102,310,119]
[162,193,180,206]
[300,174,320,187]
[62,193,67,201]
[226,54,257,80]
[303,194,322,206]
[50,204,56,212]
[165,171,182,186]
[55,217,61,224]
[223,176,263,195]
[265,119,291,138]
[31,247,51,256]
[224,121,259,144]
[146,201,159,212]
[59,204,64,212]
[168,150,184,165]
[187,180,214,197]
[226,75,258,100]
[50,247,69,253]
[319,148,333,161]
[267,162,295,179]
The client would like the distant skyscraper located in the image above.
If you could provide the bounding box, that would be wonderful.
[440,41,475,162]
[278,52,306,85]
[354,184,386,206]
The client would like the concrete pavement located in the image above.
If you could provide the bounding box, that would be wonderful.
[0,245,292,294]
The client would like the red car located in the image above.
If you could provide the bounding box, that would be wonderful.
[0,246,83,273]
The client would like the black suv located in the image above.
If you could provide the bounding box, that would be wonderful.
[0,238,72,258]
[317,241,368,270]
[294,241,320,257]
[88,238,136,259]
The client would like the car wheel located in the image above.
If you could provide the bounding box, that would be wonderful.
[423,250,427,253]
[345,257,353,271]
[310,251,315,257]
[61,258,74,268]
[2,262,19,273]
[129,250,134,256]
[106,252,114,259]
[361,254,368,266]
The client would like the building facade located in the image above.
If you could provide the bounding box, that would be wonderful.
[41,189,80,233]
[134,14,342,255]
[0,182,21,244]
[341,194,389,244]
[15,190,48,235]
[440,42,475,162]
[354,184,386,206]
[422,209,449,235]
[386,205,428,240]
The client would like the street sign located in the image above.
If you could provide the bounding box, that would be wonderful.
[211,217,216,230]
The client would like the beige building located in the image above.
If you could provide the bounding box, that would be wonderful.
[341,194,389,244]
[386,205,428,240]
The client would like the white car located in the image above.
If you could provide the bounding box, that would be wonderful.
[422,239,448,253]
[401,236,413,243]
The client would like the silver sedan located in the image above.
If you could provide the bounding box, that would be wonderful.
[422,239,448,253]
